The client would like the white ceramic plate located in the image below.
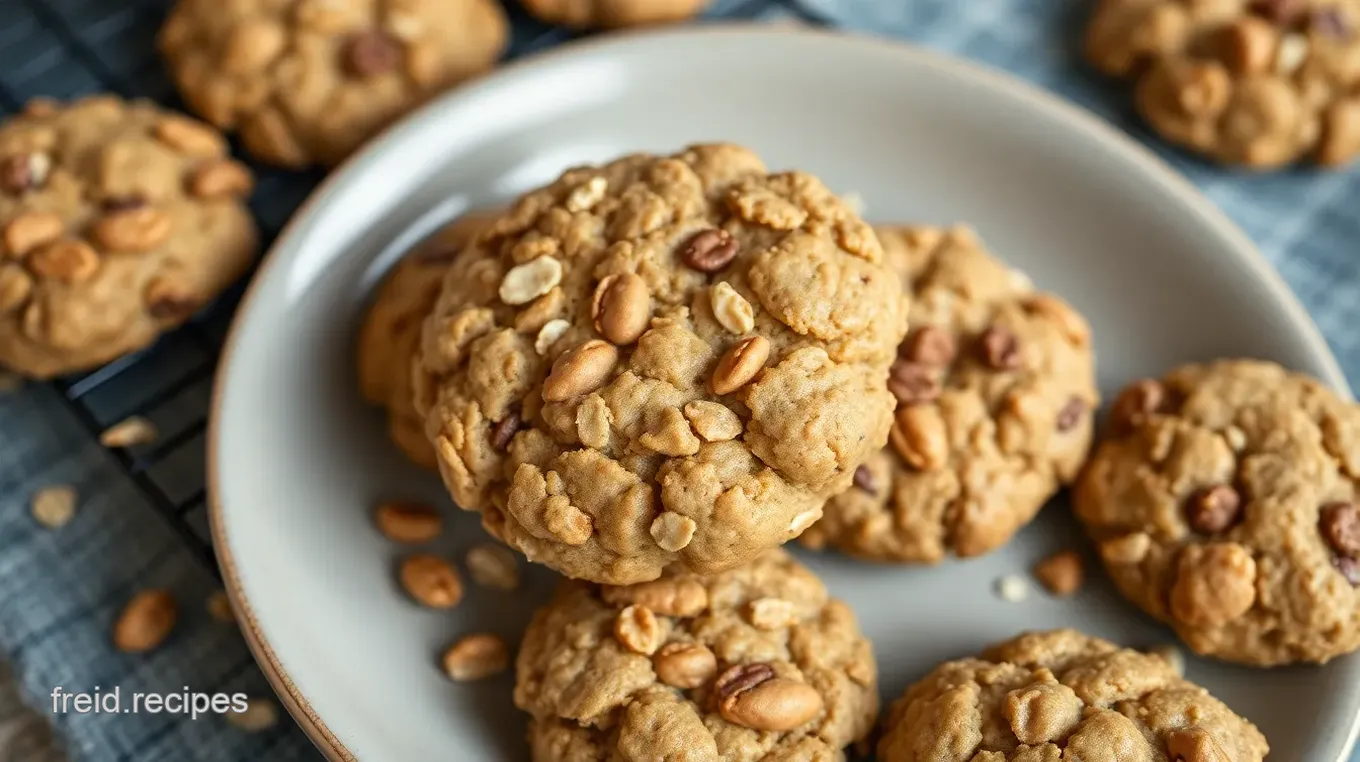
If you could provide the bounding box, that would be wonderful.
[209,25,1360,762]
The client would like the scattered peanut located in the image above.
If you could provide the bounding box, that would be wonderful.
[465,544,520,591]
[711,336,769,395]
[398,554,463,609]
[591,273,650,345]
[441,633,510,681]
[747,597,796,630]
[374,501,442,543]
[534,318,571,355]
[710,281,755,335]
[499,256,562,305]
[226,698,278,732]
[113,589,177,653]
[91,207,173,253]
[542,340,618,402]
[715,663,823,731]
[649,512,697,552]
[31,485,76,529]
[652,642,717,689]
[3,211,63,257]
[99,416,158,448]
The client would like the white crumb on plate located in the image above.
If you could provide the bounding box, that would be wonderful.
[994,574,1030,603]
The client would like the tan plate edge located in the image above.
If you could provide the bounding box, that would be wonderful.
[205,21,1359,762]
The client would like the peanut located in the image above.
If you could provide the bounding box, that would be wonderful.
[113,589,177,653]
[29,239,98,283]
[614,605,662,655]
[649,512,697,552]
[542,340,618,402]
[398,554,463,609]
[3,211,63,257]
[711,335,769,395]
[190,159,254,199]
[652,642,716,688]
[91,207,172,253]
[499,256,562,305]
[601,578,708,618]
[591,273,650,345]
[374,501,442,543]
[441,633,510,681]
[715,664,823,732]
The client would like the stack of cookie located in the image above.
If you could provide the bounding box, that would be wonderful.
[355,139,1355,759]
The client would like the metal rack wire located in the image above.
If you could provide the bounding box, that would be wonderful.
[7,0,825,578]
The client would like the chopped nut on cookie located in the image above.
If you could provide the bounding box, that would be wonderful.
[514,550,877,760]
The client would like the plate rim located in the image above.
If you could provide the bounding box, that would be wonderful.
[206,22,1358,762]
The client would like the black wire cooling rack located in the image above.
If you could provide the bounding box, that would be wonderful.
[7,0,824,577]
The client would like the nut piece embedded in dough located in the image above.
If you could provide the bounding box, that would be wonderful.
[1170,543,1257,628]
[711,281,755,335]
[710,335,769,395]
[649,512,697,552]
[91,207,173,253]
[614,604,662,654]
[1004,680,1082,744]
[715,663,824,732]
[500,256,563,305]
[591,273,650,345]
[890,405,948,471]
[652,642,716,688]
[543,339,618,401]
[600,577,708,618]
[3,211,62,257]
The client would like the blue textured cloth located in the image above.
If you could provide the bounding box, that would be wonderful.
[0,1,1357,761]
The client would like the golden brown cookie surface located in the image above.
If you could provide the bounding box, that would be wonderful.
[357,210,498,469]
[514,549,878,761]
[415,144,908,585]
[801,226,1097,563]
[1086,0,1360,168]
[879,629,1268,762]
[1076,359,1360,665]
[159,0,508,168]
[0,96,257,379]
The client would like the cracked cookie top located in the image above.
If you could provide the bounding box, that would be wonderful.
[801,225,1097,563]
[159,0,508,168]
[0,96,257,379]
[514,549,879,762]
[1076,359,1360,665]
[879,629,1268,762]
[356,210,496,469]
[414,144,907,585]
[1085,0,1360,168]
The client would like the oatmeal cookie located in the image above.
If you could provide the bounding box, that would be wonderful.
[520,0,709,28]
[0,96,257,379]
[1085,0,1360,168]
[879,629,1268,762]
[800,226,1097,563]
[514,549,879,761]
[414,144,907,584]
[159,0,508,168]
[1075,359,1360,665]
[357,210,497,468]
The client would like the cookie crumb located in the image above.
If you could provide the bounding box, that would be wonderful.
[840,190,866,215]
[441,632,510,681]
[31,486,76,529]
[465,544,520,591]
[226,697,278,732]
[99,416,158,448]
[1032,550,1085,596]
[1149,643,1185,676]
[207,590,236,624]
[995,574,1030,603]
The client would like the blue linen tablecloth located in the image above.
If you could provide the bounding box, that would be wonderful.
[0,0,1358,760]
